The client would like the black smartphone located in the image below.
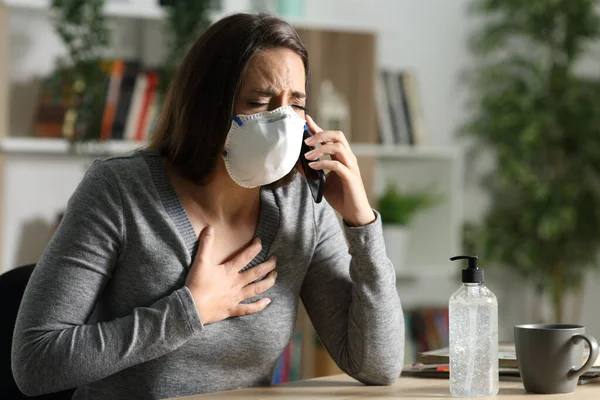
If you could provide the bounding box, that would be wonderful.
[300,125,326,203]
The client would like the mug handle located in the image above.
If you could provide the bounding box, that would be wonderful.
[567,334,599,379]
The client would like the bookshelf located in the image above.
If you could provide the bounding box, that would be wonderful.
[0,137,461,160]
[0,137,455,156]
[351,143,459,160]
[0,137,142,155]
[0,0,462,384]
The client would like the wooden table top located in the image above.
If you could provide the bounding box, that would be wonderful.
[167,374,600,399]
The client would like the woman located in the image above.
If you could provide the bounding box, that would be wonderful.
[12,13,404,399]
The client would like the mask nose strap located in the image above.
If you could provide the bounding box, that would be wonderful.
[232,115,244,127]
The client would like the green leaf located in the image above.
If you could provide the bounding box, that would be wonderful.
[376,183,441,226]
[464,0,600,301]
[49,0,110,141]
[159,0,216,95]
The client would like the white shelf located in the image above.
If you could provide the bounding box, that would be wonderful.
[3,1,376,32]
[396,265,458,281]
[0,138,459,160]
[351,144,459,160]
[0,137,143,155]
[3,0,165,20]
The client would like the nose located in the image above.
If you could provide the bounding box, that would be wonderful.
[268,94,287,111]
[267,91,305,117]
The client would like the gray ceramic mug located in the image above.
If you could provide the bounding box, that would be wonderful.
[514,324,599,394]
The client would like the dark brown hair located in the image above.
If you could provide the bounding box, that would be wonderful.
[147,13,309,184]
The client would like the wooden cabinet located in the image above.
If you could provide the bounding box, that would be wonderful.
[296,28,378,202]
[296,28,377,144]
[293,28,380,379]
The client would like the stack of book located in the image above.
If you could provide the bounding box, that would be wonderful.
[405,307,449,364]
[271,329,303,384]
[404,343,600,385]
[375,69,428,147]
[34,59,160,142]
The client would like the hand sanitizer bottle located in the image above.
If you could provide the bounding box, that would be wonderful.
[449,255,498,397]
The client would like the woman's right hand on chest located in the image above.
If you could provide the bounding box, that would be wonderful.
[185,226,277,325]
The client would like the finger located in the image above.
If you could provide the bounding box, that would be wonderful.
[305,129,350,150]
[240,270,277,299]
[240,256,277,285]
[309,159,353,180]
[304,142,355,166]
[196,226,215,264]
[305,114,323,135]
[305,115,350,149]
[231,298,272,317]
[226,237,262,271]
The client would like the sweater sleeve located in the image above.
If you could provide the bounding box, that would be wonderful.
[11,160,203,396]
[300,201,404,385]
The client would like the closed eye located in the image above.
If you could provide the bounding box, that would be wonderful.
[248,101,269,108]
[247,102,306,111]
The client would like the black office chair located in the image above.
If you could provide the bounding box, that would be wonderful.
[0,264,75,399]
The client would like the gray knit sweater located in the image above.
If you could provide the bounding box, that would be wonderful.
[11,150,404,399]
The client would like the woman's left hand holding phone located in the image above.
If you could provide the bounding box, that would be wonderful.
[303,115,376,227]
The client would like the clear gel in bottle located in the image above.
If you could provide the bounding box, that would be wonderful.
[449,255,498,397]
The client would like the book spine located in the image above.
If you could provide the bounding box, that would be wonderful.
[375,70,395,145]
[135,71,158,142]
[386,70,411,145]
[402,70,428,146]
[124,73,148,141]
[111,61,141,140]
[100,60,125,141]
[399,72,414,146]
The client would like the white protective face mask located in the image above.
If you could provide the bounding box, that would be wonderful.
[222,105,306,188]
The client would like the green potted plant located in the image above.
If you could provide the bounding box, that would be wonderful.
[50,0,110,142]
[158,0,218,97]
[377,183,440,272]
[463,0,600,323]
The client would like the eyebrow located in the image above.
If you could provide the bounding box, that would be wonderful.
[251,88,307,99]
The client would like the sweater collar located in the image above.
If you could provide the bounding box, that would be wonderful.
[141,150,280,268]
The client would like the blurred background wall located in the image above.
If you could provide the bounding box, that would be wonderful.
[2,0,600,381]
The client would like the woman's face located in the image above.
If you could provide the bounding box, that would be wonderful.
[231,47,307,187]
[234,48,306,117]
